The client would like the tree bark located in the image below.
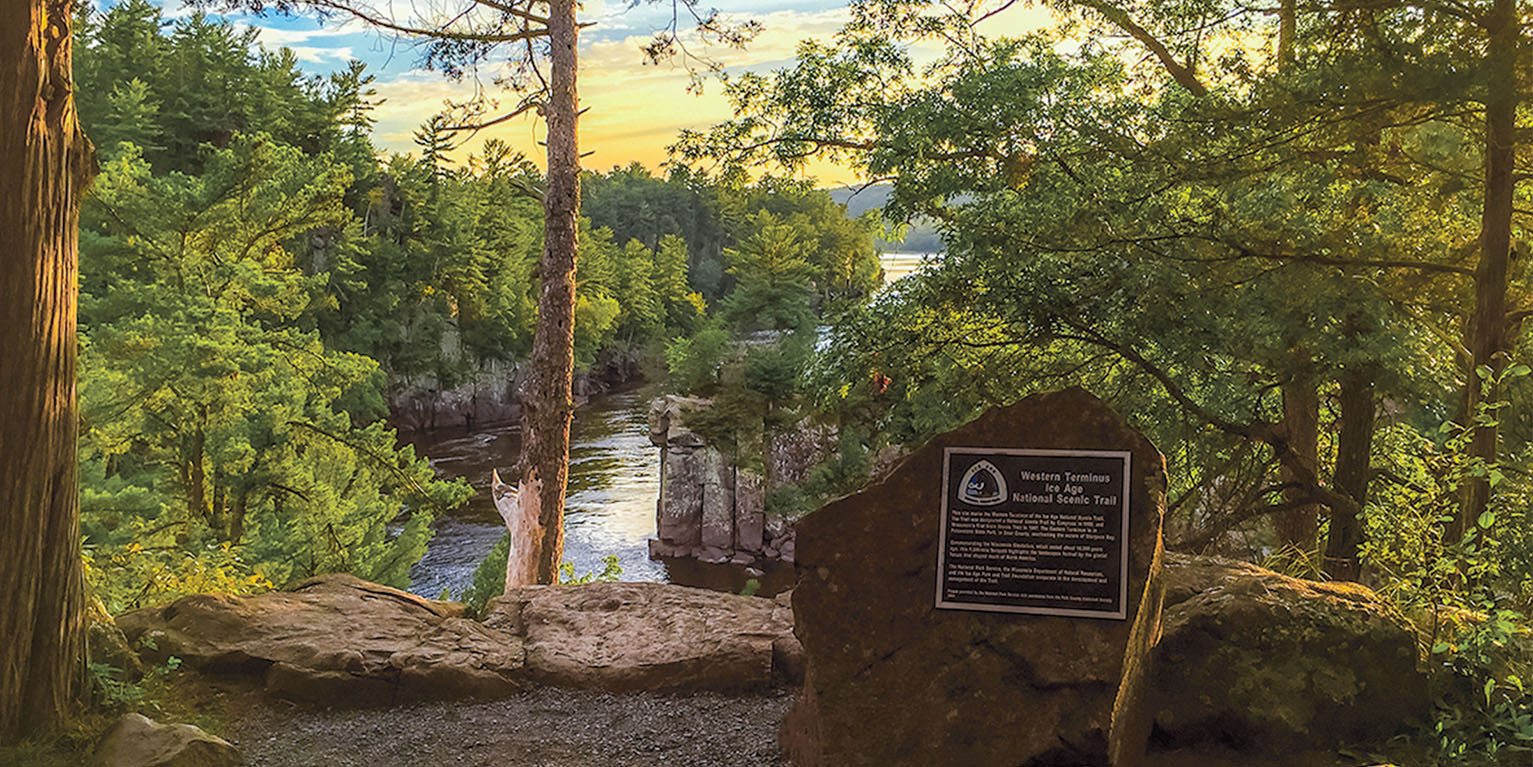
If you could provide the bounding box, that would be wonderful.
[1325,372,1375,581]
[1452,0,1518,543]
[1275,378,1320,549]
[508,0,580,586]
[0,0,94,745]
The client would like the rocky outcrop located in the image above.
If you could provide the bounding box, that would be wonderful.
[1148,552,1428,756]
[647,396,798,567]
[485,581,801,692]
[389,359,522,432]
[766,418,837,489]
[116,576,799,705]
[89,713,242,767]
[115,574,526,706]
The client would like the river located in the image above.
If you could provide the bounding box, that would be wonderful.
[404,389,795,599]
[404,390,663,598]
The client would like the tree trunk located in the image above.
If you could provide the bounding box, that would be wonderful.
[508,0,580,586]
[1275,378,1320,549]
[1277,0,1296,65]
[0,0,94,745]
[1324,372,1375,581]
[185,419,207,522]
[1453,0,1518,542]
[230,489,249,545]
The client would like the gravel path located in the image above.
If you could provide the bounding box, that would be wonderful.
[229,688,796,767]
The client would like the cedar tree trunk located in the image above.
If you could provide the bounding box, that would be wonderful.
[0,0,94,745]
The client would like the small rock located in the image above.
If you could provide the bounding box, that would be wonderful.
[88,595,143,681]
[696,546,731,564]
[89,713,241,767]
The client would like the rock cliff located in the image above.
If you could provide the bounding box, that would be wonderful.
[646,396,820,568]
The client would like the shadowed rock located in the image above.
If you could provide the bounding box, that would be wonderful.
[90,713,242,767]
[1149,553,1427,756]
[783,387,1167,767]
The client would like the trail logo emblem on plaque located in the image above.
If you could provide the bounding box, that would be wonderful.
[959,459,1007,506]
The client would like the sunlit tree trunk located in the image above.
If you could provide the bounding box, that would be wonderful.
[509,0,580,586]
[0,0,94,745]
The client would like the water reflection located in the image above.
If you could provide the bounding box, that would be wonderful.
[404,391,667,598]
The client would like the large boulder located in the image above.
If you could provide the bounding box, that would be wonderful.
[89,713,241,767]
[1149,553,1428,755]
[116,574,524,705]
[785,388,1168,767]
[485,581,800,692]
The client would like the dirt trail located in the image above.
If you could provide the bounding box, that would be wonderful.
[228,687,795,767]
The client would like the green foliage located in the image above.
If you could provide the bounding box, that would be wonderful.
[666,319,734,395]
[461,535,510,617]
[1361,368,1533,761]
[78,137,471,609]
[460,535,623,617]
[559,556,625,585]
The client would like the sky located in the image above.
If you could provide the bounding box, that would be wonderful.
[147,0,1053,185]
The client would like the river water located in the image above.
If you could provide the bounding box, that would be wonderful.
[404,390,664,598]
[404,390,795,599]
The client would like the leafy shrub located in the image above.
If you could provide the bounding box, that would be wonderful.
[460,535,624,617]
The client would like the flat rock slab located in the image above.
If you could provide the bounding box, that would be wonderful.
[486,582,799,692]
[1151,553,1428,754]
[116,574,525,705]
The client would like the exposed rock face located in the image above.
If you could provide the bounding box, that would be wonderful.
[89,713,241,767]
[1149,553,1428,755]
[115,574,525,705]
[389,359,522,432]
[784,388,1168,767]
[766,418,837,489]
[647,396,796,567]
[485,581,801,692]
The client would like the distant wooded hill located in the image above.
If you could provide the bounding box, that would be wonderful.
[826,184,945,254]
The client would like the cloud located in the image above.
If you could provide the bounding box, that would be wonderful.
[366,1,1052,185]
